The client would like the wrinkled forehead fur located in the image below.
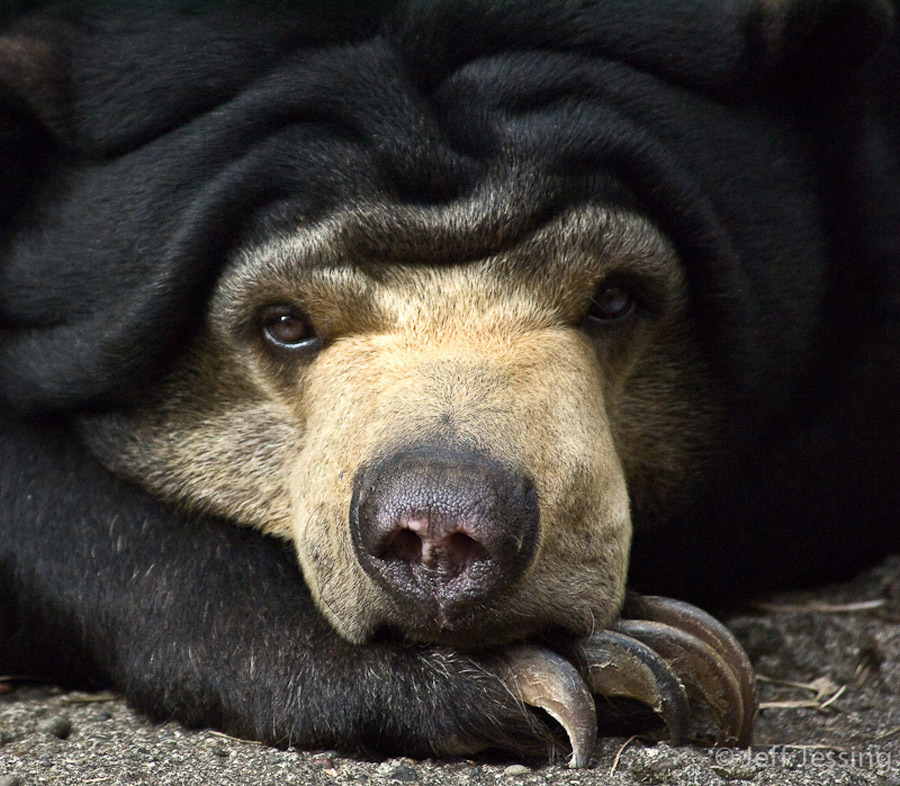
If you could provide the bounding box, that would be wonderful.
[5,0,878,417]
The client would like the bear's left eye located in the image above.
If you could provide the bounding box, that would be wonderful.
[586,284,637,324]
[259,307,318,350]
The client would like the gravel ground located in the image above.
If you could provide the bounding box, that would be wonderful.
[3,555,900,786]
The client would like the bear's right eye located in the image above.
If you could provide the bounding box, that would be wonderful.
[258,306,319,351]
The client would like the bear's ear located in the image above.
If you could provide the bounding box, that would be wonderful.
[0,22,70,223]
[746,0,894,87]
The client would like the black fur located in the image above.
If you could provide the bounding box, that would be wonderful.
[0,417,552,755]
[2,0,899,757]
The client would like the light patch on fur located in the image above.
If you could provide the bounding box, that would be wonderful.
[79,339,299,537]
[0,32,67,132]
[285,320,631,642]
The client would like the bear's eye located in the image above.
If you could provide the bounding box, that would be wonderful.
[586,284,637,324]
[259,307,318,350]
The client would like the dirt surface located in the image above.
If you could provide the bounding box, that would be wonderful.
[3,555,900,786]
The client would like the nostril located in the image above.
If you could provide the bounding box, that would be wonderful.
[438,532,487,574]
[380,526,488,579]
[419,530,488,577]
[382,528,423,563]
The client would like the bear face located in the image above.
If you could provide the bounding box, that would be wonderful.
[81,203,723,646]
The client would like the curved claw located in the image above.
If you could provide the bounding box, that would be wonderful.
[623,594,758,746]
[616,619,745,745]
[503,646,598,768]
[573,630,690,744]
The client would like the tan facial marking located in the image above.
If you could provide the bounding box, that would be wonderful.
[80,204,721,646]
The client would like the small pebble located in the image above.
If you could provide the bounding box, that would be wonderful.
[648,756,680,774]
[0,775,24,786]
[502,764,531,777]
[93,712,112,722]
[37,715,72,739]
[390,764,418,781]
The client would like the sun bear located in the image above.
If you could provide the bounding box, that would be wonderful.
[1,0,898,766]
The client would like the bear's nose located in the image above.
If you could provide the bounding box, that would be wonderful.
[350,447,539,625]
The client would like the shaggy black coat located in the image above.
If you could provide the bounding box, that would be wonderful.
[1,0,898,756]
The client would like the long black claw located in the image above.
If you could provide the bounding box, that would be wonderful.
[623,594,758,746]
[616,619,745,745]
[503,646,598,768]
[573,630,691,744]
